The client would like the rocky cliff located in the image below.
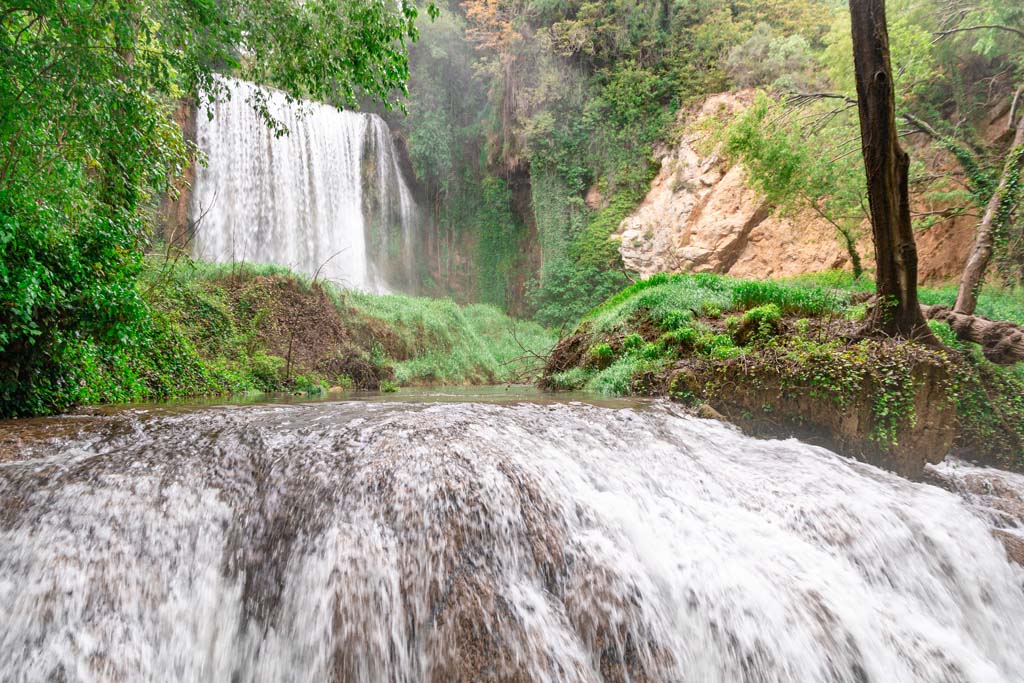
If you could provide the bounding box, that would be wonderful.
[615,92,976,283]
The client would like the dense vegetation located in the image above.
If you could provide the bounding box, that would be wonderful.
[543,271,1024,468]
[1,257,553,415]
[3,0,1023,430]
[1,0,437,416]
[393,0,1023,325]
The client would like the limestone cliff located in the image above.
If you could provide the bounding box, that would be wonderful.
[615,92,975,283]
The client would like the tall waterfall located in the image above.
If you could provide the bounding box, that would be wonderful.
[190,78,421,292]
[2,399,1024,682]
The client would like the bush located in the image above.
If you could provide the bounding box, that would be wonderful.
[731,303,782,344]
[528,258,631,328]
[588,343,615,368]
[622,333,644,351]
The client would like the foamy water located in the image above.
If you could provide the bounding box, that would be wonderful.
[1,401,1022,682]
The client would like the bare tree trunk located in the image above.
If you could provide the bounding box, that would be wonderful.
[922,305,1024,364]
[954,108,1024,314]
[848,0,934,341]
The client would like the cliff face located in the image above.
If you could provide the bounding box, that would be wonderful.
[615,92,975,283]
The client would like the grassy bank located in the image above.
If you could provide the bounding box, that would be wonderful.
[543,272,1024,470]
[782,270,1024,326]
[3,259,555,417]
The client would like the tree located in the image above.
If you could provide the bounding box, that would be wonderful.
[935,6,1024,314]
[955,106,1024,314]
[848,0,934,340]
[723,93,867,278]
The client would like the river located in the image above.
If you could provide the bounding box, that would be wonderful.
[1,392,1023,682]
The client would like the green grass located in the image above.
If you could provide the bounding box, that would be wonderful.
[564,271,1021,398]
[582,272,848,337]
[546,270,1024,466]
[783,270,1024,325]
[554,272,853,395]
[344,292,555,385]
[37,257,557,413]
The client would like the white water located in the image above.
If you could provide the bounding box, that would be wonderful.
[927,458,1024,548]
[191,78,420,292]
[1,400,1023,682]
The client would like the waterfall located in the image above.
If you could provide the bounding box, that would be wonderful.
[190,78,421,292]
[363,116,421,292]
[2,399,1023,682]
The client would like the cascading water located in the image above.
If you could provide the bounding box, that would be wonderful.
[363,117,421,292]
[2,399,1023,682]
[190,78,421,292]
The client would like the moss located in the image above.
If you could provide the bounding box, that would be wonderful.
[543,272,1024,470]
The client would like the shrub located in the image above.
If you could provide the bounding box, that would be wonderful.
[622,333,644,351]
[588,343,615,368]
[731,303,782,345]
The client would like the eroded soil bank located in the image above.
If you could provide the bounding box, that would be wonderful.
[542,273,1024,478]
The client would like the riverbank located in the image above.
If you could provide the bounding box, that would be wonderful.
[1,258,555,418]
[141,260,557,393]
[542,272,1024,475]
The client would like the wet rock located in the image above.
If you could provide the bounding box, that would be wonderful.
[696,403,725,421]
[994,531,1024,566]
[925,461,1024,566]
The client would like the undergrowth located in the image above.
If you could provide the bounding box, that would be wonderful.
[544,271,1024,467]
[3,258,555,417]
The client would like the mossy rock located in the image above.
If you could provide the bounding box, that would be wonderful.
[698,352,956,479]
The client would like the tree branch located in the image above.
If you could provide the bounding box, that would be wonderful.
[934,24,1024,40]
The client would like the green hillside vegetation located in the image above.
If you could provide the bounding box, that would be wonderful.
[394,0,1023,324]
[543,272,1024,467]
[0,258,554,417]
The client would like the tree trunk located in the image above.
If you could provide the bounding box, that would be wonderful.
[922,305,1024,364]
[954,107,1024,314]
[848,0,934,341]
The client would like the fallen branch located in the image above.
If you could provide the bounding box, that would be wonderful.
[922,305,1024,364]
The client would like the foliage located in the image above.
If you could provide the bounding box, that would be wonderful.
[548,271,1024,464]
[581,272,841,338]
[527,258,630,328]
[702,0,1024,308]
[722,92,867,276]
[344,287,554,385]
[0,0,435,417]
[789,270,1024,326]
[1,255,553,417]
[725,23,819,90]
[473,178,526,308]
[403,0,848,314]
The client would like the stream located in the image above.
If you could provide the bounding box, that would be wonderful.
[1,393,1023,682]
